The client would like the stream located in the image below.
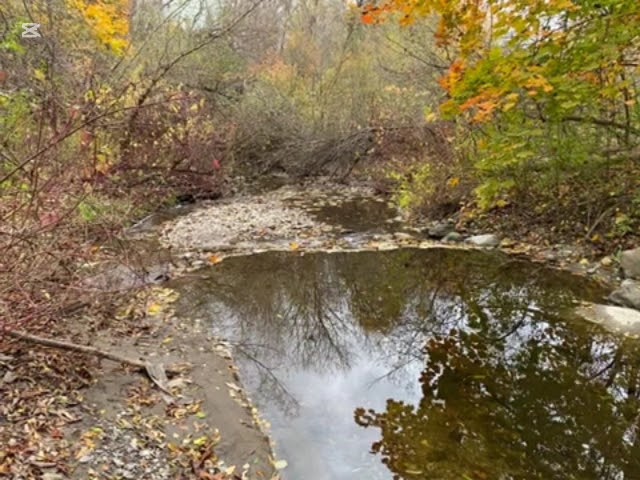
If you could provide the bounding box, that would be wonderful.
[174,246,640,479]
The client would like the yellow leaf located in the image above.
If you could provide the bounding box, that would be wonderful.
[447,177,460,188]
[192,436,208,447]
[33,69,46,82]
[67,0,130,55]
[289,242,300,251]
[147,303,163,315]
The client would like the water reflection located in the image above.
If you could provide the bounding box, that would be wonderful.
[308,197,399,232]
[175,248,640,480]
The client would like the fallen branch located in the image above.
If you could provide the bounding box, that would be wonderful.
[5,329,179,396]
[7,329,148,368]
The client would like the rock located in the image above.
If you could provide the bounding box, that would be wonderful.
[600,256,613,267]
[139,449,153,458]
[425,222,453,239]
[621,248,640,279]
[466,234,500,248]
[609,280,640,310]
[575,303,640,335]
[120,469,135,480]
[375,241,398,251]
[443,231,463,243]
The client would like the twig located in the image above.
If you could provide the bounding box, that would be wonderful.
[585,205,614,239]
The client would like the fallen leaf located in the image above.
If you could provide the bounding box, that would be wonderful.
[193,436,208,447]
[208,254,223,265]
[147,303,163,315]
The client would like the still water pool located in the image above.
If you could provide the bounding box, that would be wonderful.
[177,248,640,480]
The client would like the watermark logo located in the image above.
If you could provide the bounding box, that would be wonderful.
[21,23,41,38]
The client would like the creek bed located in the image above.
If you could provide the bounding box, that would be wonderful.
[173,247,640,480]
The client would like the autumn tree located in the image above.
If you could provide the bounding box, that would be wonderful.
[0,0,260,343]
[363,0,640,223]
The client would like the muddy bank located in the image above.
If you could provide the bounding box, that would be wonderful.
[1,250,279,479]
[66,286,277,480]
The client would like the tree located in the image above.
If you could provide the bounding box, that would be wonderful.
[362,0,640,209]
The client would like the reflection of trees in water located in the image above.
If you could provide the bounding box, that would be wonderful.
[180,247,604,375]
[181,252,360,371]
[355,317,640,479]
[177,248,637,478]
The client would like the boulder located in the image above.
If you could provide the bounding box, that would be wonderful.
[425,222,453,239]
[621,247,640,279]
[466,234,500,248]
[575,303,640,335]
[609,280,640,310]
[443,231,464,243]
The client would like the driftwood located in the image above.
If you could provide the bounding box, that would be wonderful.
[6,329,177,396]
